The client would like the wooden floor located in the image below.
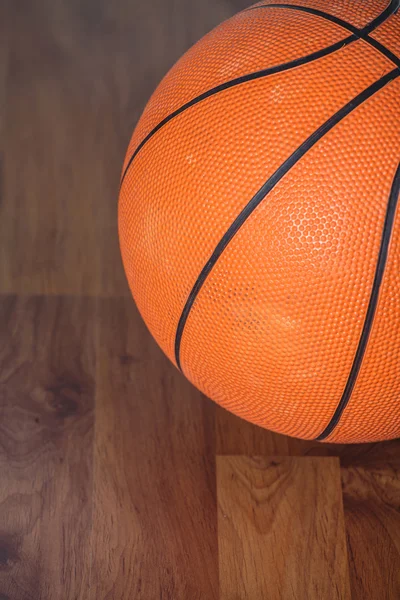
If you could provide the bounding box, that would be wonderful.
[1,1,400,598]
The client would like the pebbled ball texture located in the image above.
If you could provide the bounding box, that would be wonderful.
[119,0,400,443]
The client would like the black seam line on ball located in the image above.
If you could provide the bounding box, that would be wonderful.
[316,162,400,441]
[120,1,398,188]
[362,0,400,32]
[246,2,400,67]
[119,37,355,188]
[174,68,400,370]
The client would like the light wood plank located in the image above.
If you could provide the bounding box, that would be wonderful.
[216,404,400,463]
[0,296,95,600]
[342,461,400,599]
[216,405,307,455]
[218,456,351,600]
[89,298,217,599]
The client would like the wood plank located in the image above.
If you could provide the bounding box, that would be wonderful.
[216,405,400,463]
[216,405,309,455]
[4,1,400,598]
[0,0,7,136]
[2,1,127,295]
[1,0,249,296]
[89,298,217,599]
[0,295,95,600]
[342,461,400,599]
[218,456,351,600]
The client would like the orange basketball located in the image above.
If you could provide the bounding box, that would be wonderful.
[119,0,400,443]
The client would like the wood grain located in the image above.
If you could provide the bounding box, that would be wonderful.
[217,455,351,600]
[2,0,400,598]
[342,460,400,599]
[89,298,217,599]
[0,296,95,600]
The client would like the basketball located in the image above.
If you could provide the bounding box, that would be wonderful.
[119,0,400,443]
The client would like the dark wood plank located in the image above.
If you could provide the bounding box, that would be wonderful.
[2,1,126,295]
[342,461,400,599]
[1,0,249,296]
[0,0,7,237]
[0,295,95,600]
[218,455,351,600]
[89,298,217,599]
